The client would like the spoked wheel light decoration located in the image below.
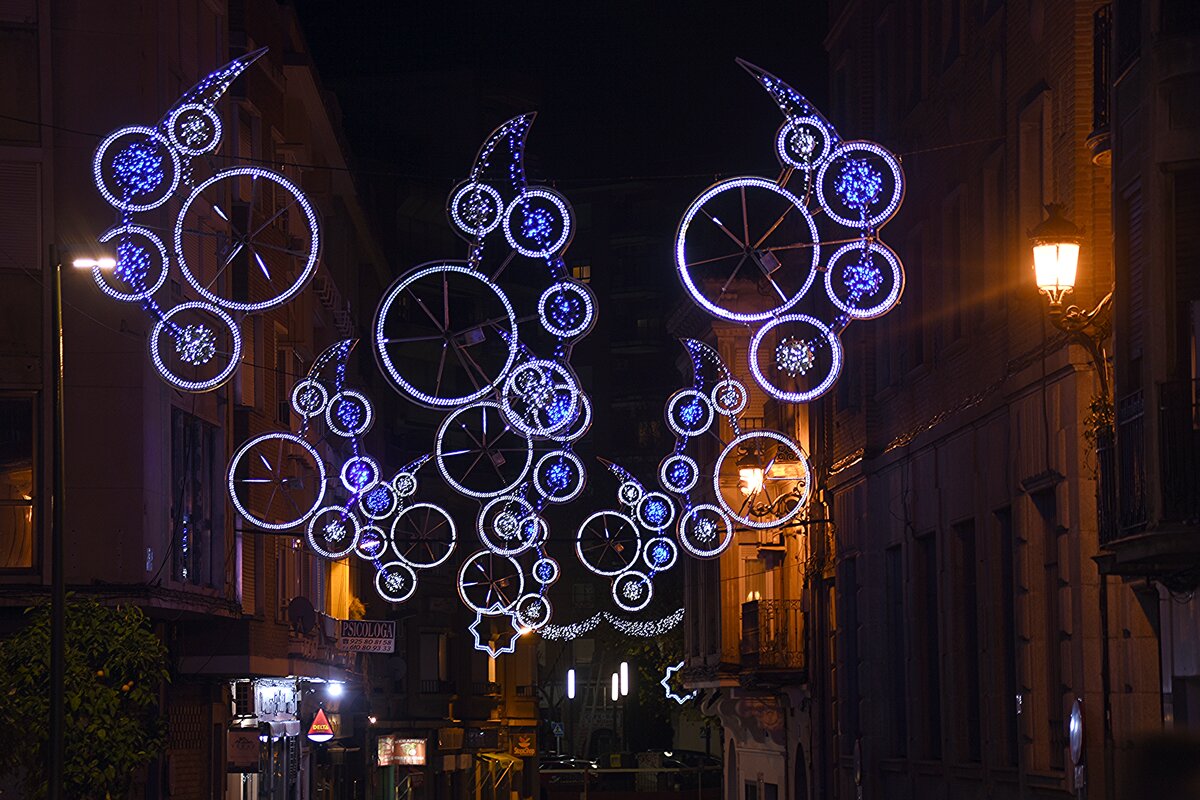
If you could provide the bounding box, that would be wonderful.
[86,48,322,392]
[674,59,905,403]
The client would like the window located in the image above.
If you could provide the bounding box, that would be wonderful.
[570,263,591,283]
[0,24,39,143]
[743,558,766,603]
[840,558,860,755]
[572,582,594,611]
[885,545,907,756]
[1032,490,1066,771]
[0,395,35,569]
[914,532,942,759]
[171,408,221,586]
[995,508,1018,766]
[952,519,981,762]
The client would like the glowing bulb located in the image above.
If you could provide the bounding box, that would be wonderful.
[567,669,576,700]
[326,682,344,698]
[611,673,619,702]
[620,662,629,696]
[739,466,765,496]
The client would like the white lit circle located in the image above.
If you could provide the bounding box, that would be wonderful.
[166,103,223,156]
[776,116,832,171]
[514,593,553,630]
[576,511,642,577]
[659,454,699,494]
[457,550,526,614]
[95,225,169,302]
[677,504,734,559]
[448,181,504,238]
[815,140,905,230]
[823,240,904,320]
[711,379,749,416]
[675,176,820,323]
[93,126,182,212]
[305,506,361,559]
[477,496,542,556]
[617,481,643,506]
[636,492,676,532]
[533,451,586,504]
[538,280,596,338]
[227,432,327,531]
[435,402,532,499]
[392,472,418,498]
[503,188,573,258]
[376,561,418,603]
[354,525,388,560]
[291,379,329,418]
[643,537,678,572]
[501,360,580,438]
[340,456,381,494]
[149,302,242,392]
[174,167,320,312]
[326,390,374,437]
[390,502,457,568]
[612,570,653,612]
[532,557,560,586]
[666,389,714,437]
[748,314,843,403]
[713,430,812,529]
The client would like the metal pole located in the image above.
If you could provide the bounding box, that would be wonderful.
[49,253,65,800]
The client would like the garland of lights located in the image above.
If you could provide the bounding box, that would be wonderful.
[673,60,905,404]
[87,49,321,393]
[539,607,686,641]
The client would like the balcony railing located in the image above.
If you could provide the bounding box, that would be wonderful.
[1160,380,1200,524]
[418,679,456,694]
[1117,390,1148,536]
[471,680,502,696]
[1096,423,1118,545]
[1088,4,1112,164]
[740,599,805,672]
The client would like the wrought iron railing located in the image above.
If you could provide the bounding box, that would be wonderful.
[1117,390,1148,535]
[418,679,455,694]
[1090,6,1112,142]
[1160,380,1200,523]
[1096,423,1118,545]
[740,599,805,671]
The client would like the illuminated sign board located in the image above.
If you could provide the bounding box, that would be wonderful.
[307,708,334,743]
[378,735,427,766]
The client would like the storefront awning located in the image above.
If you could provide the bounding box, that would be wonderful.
[477,752,521,787]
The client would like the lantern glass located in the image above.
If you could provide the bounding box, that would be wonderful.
[1033,241,1079,296]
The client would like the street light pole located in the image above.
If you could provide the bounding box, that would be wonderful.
[48,250,65,800]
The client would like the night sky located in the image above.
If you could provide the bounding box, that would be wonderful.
[292,1,829,187]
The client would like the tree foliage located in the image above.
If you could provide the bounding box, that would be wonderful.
[0,597,170,799]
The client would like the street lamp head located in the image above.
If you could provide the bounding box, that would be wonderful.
[71,257,116,270]
[736,447,765,497]
[1029,203,1083,311]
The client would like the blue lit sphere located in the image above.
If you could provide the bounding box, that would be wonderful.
[337,400,363,429]
[522,206,556,243]
[842,256,884,302]
[115,239,152,286]
[650,543,671,565]
[834,158,883,210]
[112,140,165,196]
[643,499,669,525]
[347,462,373,489]
[679,400,703,426]
[535,561,555,582]
[549,292,584,329]
[363,485,391,514]
[546,459,574,491]
[670,461,692,486]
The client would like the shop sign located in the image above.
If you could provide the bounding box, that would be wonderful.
[511,731,536,758]
[253,678,298,721]
[378,735,427,766]
[227,729,260,773]
[338,619,395,653]
[307,708,335,743]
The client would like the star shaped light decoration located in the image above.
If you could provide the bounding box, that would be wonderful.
[660,660,698,705]
[469,605,526,658]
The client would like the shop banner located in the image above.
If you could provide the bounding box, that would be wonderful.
[338,619,395,653]
[227,729,260,773]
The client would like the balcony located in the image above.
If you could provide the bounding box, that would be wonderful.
[1087,4,1112,165]
[739,600,806,686]
[418,679,456,695]
[472,680,502,697]
[1160,380,1200,524]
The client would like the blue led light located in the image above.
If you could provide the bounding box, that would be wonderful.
[522,206,555,243]
[536,561,555,582]
[842,254,884,302]
[834,157,883,210]
[337,399,363,430]
[650,543,670,565]
[644,499,668,525]
[670,461,692,485]
[112,140,165,196]
[363,485,391,514]
[546,459,573,491]
[679,400,703,426]
[347,462,372,489]
[115,238,151,287]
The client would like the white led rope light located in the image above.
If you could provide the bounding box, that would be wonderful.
[325,390,374,437]
[665,389,715,437]
[533,450,586,503]
[94,225,169,302]
[435,401,532,499]
[748,313,843,403]
[713,430,812,529]
[823,240,905,320]
[390,502,457,569]
[448,181,504,237]
[93,126,181,212]
[643,536,679,572]
[149,302,241,392]
[457,550,525,614]
[375,561,418,603]
[636,491,676,532]
[503,188,573,258]
[659,453,699,494]
[775,115,833,171]
[537,280,596,338]
[476,495,542,556]
[305,506,361,559]
[612,570,653,612]
[166,103,223,156]
[227,432,327,531]
[815,140,905,230]
[576,510,642,577]
[677,503,734,559]
[291,378,329,418]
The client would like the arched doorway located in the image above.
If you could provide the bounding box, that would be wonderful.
[727,740,738,800]
[794,742,808,800]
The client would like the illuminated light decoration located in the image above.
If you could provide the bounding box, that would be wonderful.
[501,360,580,437]
[533,451,586,504]
[447,181,504,238]
[227,432,327,530]
[749,314,843,402]
[305,506,361,560]
[612,570,653,612]
[823,241,904,320]
[532,557,560,586]
[390,503,457,568]
[643,537,678,572]
[713,431,812,529]
[174,167,321,313]
[665,389,715,437]
[677,504,735,559]
[710,378,749,416]
[435,402,532,499]
[675,177,820,324]
[775,336,816,377]
[291,379,329,418]
[94,225,168,302]
[514,593,553,630]
[355,526,388,560]
[503,188,573,258]
[661,661,697,705]
[375,561,418,603]
[392,472,418,498]
[635,491,676,532]
[149,302,241,392]
[326,390,374,437]
[815,141,905,229]
[166,103,222,156]
[340,455,381,494]
[359,483,398,521]
[576,510,642,577]
[548,392,592,443]
[537,280,596,338]
[659,454,699,494]
[92,126,181,212]
[373,263,518,408]
[775,116,832,171]
[617,481,643,506]
[477,496,542,556]
[457,550,525,614]
[538,608,686,641]
[469,605,523,657]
